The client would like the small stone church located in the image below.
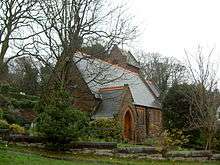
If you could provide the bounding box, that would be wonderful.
[71,45,162,143]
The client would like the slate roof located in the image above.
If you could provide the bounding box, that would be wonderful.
[146,81,160,98]
[73,53,161,109]
[93,87,125,118]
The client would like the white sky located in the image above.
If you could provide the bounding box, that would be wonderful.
[124,0,220,62]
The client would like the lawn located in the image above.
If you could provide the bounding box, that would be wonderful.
[0,145,220,165]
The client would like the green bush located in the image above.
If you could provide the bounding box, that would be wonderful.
[7,92,39,101]
[36,106,89,143]
[11,99,37,109]
[0,120,9,129]
[0,84,10,94]
[9,124,26,134]
[3,110,27,126]
[35,88,89,150]
[0,84,18,94]
[144,138,157,146]
[213,129,220,151]
[0,108,3,119]
[0,94,9,107]
[156,128,189,157]
[89,118,122,142]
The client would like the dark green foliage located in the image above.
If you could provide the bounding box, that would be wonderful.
[162,83,193,130]
[36,106,89,143]
[3,110,28,126]
[0,84,18,94]
[0,94,9,107]
[89,118,122,142]
[35,88,89,149]
[0,63,9,82]
[0,83,39,126]
[0,119,9,129]
[11,57,39,95]
[11,99,37,109]
[162,83,202,146]
[7,92,39,101]
[0,83,39,101]
[39,64,53,91]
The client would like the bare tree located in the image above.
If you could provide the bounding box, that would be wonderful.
[138,52,187,98]
[9,56,39,95]
[31,0,137,89]
[185,46,219,150]
[0,0,39,80]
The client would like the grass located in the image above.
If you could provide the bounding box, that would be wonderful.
[0,144,220,165]
[0,149,101,165]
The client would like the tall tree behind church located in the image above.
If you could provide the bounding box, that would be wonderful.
[139,53,187,98]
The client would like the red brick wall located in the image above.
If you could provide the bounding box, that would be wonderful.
[118,87,163,143]
[118,87,149,143]
[68,63,98,112]
[118,87,137,142]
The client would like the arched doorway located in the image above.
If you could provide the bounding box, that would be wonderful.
[123,110,133,140]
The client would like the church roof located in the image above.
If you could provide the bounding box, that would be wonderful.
[93,87,125,118]
[146,80,160,98]
[73,53,161,109]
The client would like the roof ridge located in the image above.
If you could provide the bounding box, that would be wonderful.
[75,52,139,74]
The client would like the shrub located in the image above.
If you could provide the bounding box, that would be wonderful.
[0,108,3,119]
[0,120,9,129]
[35,88,89,150]
[144,138,157,146]
[9,124,26,134]
[89,118,122,142]
[7,92,39,101]
[0,84,10,94]
[0,94,9,107]
[3,110,27,126]
[156,128,189,157]
[36,106,89,143]
[0,84,18,94]
[213,129,220,151]
[11,99,37,109]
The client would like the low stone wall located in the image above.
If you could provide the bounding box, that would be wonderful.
[4,140,220,161]
[166,150,213,160]
[4,135,117,150]
[211,154,220,160]
[67,142,117,149]
[114,147,159,154]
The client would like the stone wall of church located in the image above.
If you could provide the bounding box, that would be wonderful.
[148,108,162,136]
[118,87,137,142]
[69,63,98,112]
[135,106,147,143]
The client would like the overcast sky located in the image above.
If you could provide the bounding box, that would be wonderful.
[124,0,220,62]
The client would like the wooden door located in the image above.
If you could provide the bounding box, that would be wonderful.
[124,111,132,140]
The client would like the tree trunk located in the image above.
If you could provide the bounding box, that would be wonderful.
[205,131,214,150]
[0,61,8,82]
[41,48,77,104]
